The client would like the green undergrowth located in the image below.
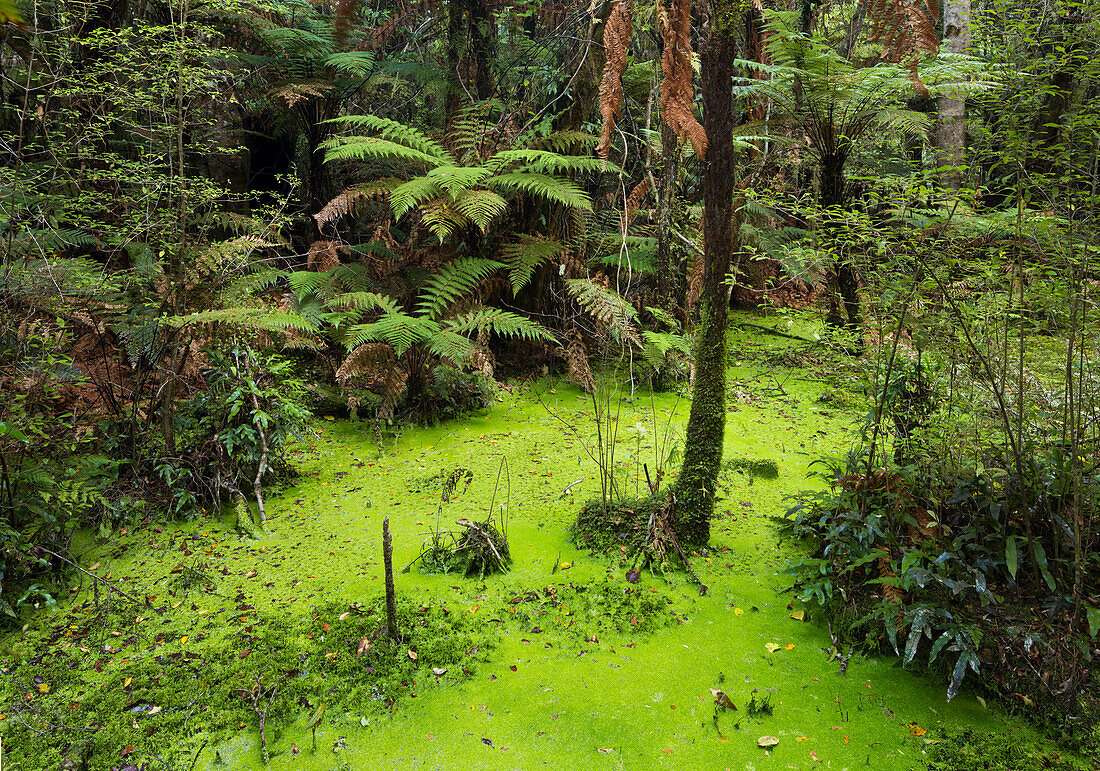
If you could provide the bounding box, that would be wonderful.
[1,595,494,769]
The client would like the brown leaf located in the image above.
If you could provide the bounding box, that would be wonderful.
[356,637,371,657]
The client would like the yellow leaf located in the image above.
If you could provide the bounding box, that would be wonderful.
[36,683,49,693]
[784,643,795,650]
[790,610,805,621]
[90,562,100,571]
[908,723,927,736]
[180,636,189,644]
[765,643,780,653]
[976,696,986,709]
[324,416,335,421]
[408,649,418,660]
[469,604,479,613]
[172,601,182,609]
[339,612,350,621]
[734,607,744,616]
[796,736,808,741]
[124,677,132,687]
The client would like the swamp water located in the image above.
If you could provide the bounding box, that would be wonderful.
[0,329,1074,770]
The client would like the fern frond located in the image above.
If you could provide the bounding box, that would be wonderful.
[323,51,377,76]
[426,164,494,198]
[321,136,444,168]
[162,308,320,334]
[316,181,398,226]
[343,313,439,357]
[451,189,509,232]
[499,234,565,294]
[487,149,614,176]
[487,173,591,211]
[269,79,333,106]
[287,270,338,302]
[415,258,503,320]
[324,114,453,164]
[565,278,640,346]
[447,307,556,343]
[336,342,396,383]
[389,176,444,220]
[425,330,476,365]
[528,131,600,154]
[325,291,398,315]
[419,200,468,242]
[225,268,284,302]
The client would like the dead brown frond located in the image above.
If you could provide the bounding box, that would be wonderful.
[316,181,396,229]
[306,240,343,272]
[336,342,396,385]
[597,0,634,159]
[618,177,650,236]
[866,0,939,96]
[566,333,596,392]
[270,80,332,107]
[686,242,705,313]
[658,0,707,159]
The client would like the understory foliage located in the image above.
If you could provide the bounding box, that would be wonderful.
[785,210,1100,745]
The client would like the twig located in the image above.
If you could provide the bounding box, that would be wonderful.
[35,547,147,607]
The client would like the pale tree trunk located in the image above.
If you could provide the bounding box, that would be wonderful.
[936,0,970,190]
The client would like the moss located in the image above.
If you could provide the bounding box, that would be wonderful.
[723,456,780,482]
[572,495,665,554]
[671,298,729,546]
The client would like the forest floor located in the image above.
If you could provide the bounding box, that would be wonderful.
[1,313,1091,770]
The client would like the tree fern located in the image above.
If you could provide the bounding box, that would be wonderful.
[325,114,453,164]
[425,330,477,364]
[486,173,591,211]
[446,307,555,343]
[343,312,440,357]
[415,258,503,320]
[321,136,445,168]
[499,235,565,294]
[565,278,641,347]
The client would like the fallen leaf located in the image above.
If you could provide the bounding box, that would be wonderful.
[908,723,927,737]
[124,677,132,687]
[149,705,162,715]
[710,688,737,710]
[810,749,821,762]
[432,667,447,676]
[469,604,479,613]
[90,562,100,571]
[180,635,188,644]
[408,649,417,660]
[796,736,808,741]
[734,607,744,616]
[765,643,781,653]
[597,748,614,753]
[339,612,350,621]
[790,610,805,621]
[976,696,987,709]
[757,735,780,748]
[844,734,849,744]
[36,682,49,693]
[784,643,795,650]
[357,637,371,657]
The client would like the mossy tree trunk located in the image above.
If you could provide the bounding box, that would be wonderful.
[670,8,740,547]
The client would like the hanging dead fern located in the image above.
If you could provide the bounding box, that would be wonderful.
[865,0,939,96]
[658,0,707,159]
[597,0,634,159]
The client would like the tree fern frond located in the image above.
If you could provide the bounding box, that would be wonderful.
[486,173,591,211]
[527,130,600,153]
[419,200,468,242]
[325,291,398,315]
[336,342,396,383]
[425,330,476,365]
[389,176,444,220]
[287,270,337,302]
[426,164,494,197]
[498,234,565,294]
[451,189,509,231]
[321,136,444,168]
[268,79,333,106]
[162,308,319,334]
[226,268,284,301]
[566,278,640,346]
[324,114,453,164]
[323,51,377,77]
[343,313,439,357]
[415,258,502,320]
[316,181,398,226]
[487,149,614,176]
[447,307,556,343]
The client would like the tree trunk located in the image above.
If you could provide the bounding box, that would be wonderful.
[671,11,738,547]
[656,122,680,313]
[819,152,860,333]
[936,0,970,190]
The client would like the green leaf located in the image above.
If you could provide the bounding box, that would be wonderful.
[1087,606,1100,639]
[1005,536,1018,582]
[1033,541,1057,592]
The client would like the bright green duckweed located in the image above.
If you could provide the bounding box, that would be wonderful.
[1,321,1085,770]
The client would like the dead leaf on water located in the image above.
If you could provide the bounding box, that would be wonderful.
[710,688,736,710]
[757,736,780,748]
[810,749,821,762]
[734,607,744,616]
[408,649,417,660]
[908,723,927,736]
[784,643,795,650]
[765,643,781,653]
[790,610,805,621]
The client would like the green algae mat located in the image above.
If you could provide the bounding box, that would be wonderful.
[0,343,1074,769]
